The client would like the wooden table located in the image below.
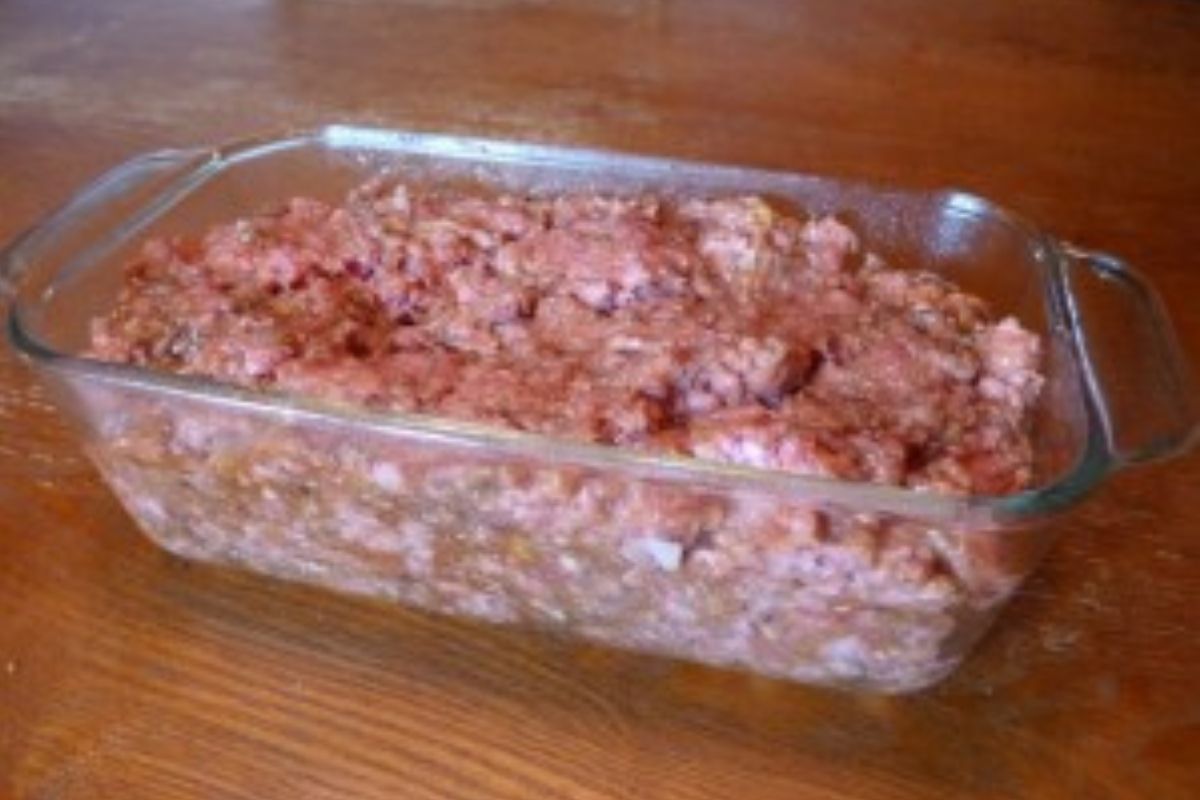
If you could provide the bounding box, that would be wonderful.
[2,1,1197,797]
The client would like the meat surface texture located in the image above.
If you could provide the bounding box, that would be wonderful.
[91,183,1042,496]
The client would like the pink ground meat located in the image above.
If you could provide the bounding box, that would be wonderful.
[90,182,1042,496]
[80,178,1052,691]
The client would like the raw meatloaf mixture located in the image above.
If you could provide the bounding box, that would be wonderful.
[91,182,1041,494]
[85,179,1044,691]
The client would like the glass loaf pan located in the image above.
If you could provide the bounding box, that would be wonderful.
[3,126,1196,693]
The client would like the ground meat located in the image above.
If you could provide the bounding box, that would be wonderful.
[82,180,1047,692]
[90,183,1042,494]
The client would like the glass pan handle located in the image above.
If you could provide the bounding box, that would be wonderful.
[1063,244,1199,466]
[0,149,212,304]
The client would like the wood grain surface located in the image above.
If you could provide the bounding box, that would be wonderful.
[2,1,1198,797]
